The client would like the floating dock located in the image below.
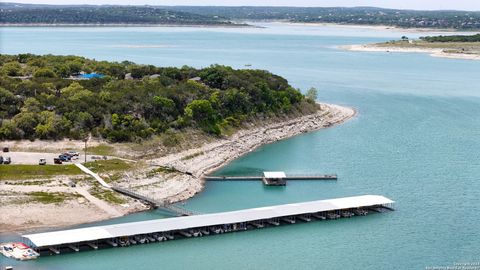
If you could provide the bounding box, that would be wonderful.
[22,195,394,256]
[204,171,337,186]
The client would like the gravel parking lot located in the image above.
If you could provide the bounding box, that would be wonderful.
[0,152,106,165]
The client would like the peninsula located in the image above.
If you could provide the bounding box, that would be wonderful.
[342,34,480,61]
[0,54,355,232]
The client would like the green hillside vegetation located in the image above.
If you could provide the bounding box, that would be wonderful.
[166,6,480,30]
[0,4,240,26]
[2,3,479,29]
[0,54,318,142]
[420,34,480,42]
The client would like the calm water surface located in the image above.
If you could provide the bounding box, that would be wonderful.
[1,23,479,269]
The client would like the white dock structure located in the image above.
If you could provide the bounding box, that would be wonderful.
[262,171,287,185]
[204,171,338,186]
[23,195,394,255]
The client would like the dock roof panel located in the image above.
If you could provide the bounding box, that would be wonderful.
[263,171,286,178]
[24,195,394,248]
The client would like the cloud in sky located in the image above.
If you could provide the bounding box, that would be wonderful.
[6,0,480,11]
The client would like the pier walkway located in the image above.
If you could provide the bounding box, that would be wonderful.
[23,195,394,256]
[111,185,195,216]
[204,171,337,185]
[74,163,194,217]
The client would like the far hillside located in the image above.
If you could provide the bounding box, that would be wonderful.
[0,3,243,26]
[165,6,480,30]
[1,3,480,30]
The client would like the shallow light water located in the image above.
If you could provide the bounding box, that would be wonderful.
[1,23,479,270]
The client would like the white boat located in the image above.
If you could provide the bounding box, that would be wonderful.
[0,242,39,260]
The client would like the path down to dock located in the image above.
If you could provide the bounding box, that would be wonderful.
[74,163,194,216]
[75,163,111,188]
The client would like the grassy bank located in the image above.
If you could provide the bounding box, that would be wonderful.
[0,164,82,180]
[84,159,134,173]
[28,191,79,204]
[86,144,115,156]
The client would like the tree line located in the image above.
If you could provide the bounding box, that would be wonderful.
[166,6,480,30]
[419,34,480,42]
[0,54,317,142]
[2,3,480,30]
[0,5,239,26]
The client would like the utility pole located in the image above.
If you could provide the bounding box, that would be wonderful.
[84,137,88,163]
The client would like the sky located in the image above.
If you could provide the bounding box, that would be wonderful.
[4,0,480,11]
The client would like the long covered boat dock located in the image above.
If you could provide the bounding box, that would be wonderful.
[23,195,394,256]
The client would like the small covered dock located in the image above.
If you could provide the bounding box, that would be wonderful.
[263,171,286,185]
[22,195,394,256]
[204,171,338,185]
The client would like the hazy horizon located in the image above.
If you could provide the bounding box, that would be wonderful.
[3,0,480,11]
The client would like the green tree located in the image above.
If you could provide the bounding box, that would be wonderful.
[34,67,56,78]
[1,61,23,76]
[55,64,71,78]
[306,87,318,101]
[0,120,19,140]
[12,112,38,138]
[199,65,229,89]
[184,99,219,134]
[0,87,19,118]
[152,96,176,119]
[35,111,72,139]
[21,97,41,113]
[67,60,83,75]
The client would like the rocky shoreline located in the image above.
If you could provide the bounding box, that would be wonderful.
[137,103,356,204]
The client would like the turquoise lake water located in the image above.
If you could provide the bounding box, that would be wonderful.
[1,23,479,269]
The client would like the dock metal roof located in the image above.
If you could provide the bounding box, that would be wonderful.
[23,195,393,248]
[263,171,286,178]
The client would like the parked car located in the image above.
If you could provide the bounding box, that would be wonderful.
[39,158,47,165]
[2,147,9,152]
[54,158,63,164]
[3,157,11,164]
[59,154,71,162]
[66,181,76,187]
[67,150,79,156]
[63,152,79,160]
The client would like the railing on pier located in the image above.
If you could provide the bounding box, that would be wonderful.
[204,174,338,181]
[284,174,337,180]
[111,185,196,216]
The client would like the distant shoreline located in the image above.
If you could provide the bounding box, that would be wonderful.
[0,23,256,28]
[1,22,476,32]
[340,44,480,61]
[285,22,477,33]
